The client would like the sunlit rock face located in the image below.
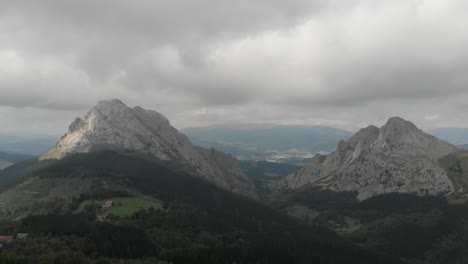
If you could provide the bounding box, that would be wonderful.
[42,99,257,199]
[282,117,460,200]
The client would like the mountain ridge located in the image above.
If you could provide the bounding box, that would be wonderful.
[430,127,468,145]
[182,124,352,164]
[281,117,461,200]
[41,99,257,198]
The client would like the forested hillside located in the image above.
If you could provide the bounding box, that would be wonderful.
[0,151,401,263]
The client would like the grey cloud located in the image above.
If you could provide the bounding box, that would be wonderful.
[7,0,322,37]
[1,0,468,134]
[1,0,326,94]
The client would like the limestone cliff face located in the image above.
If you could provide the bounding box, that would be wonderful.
[41,99,257,199]
[282,117,460,200]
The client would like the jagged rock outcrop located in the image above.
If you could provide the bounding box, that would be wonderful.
[41,99,257,198]
[282,117,460,200]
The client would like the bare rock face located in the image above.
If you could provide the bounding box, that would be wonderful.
[41,99,257,199]
[282,117,460,200]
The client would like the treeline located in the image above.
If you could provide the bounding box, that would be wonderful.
[20,214,155,258]
[354,203,468,263]
[283,190,447,214]
[280,189,468,263]
[357,192,447,213]
[6,208,402,264]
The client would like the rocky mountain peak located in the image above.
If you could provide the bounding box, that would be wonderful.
[375,117,459,159]
[356,125,380,137]
[379,116,419,139]
[282,117,460,200]
[347,125,380,145]
[89,99,128,117]
[41,99,257,198]
[95,98,126,109]
[384,116,418,129]
[100,98,125,105]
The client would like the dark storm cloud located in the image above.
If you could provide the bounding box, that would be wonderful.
[1,0,468,134]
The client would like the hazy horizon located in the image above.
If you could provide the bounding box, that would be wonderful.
[2,103,468,138]
[2,1,468,134]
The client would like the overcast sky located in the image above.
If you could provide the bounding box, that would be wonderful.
[1,0,468,135]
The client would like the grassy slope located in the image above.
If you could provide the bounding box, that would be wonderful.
[108,197,162,217]
[81,197,163,217]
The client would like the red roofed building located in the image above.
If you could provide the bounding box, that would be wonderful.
[103,200,113,208]
[0,235,13,247]
[0,236,13,243]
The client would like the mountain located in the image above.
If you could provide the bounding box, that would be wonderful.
[430,127,468,145]
[182,124,352,164]
[281,117,461,200]
[0,160,12,170]
[41,99,256,198]
[0,134,58,156]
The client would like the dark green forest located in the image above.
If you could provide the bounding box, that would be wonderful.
[275,190,468,263]
[0,152,402,264]
[2,152,468,263]
[240,160,299,197]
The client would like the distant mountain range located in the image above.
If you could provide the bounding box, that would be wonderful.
[0,151,35,170]
[429,127,468,146]
[182,125,352,164]
[0,151,35,163]
[3,123,468,164]
[182,125,468,164]
[0,133,58,156]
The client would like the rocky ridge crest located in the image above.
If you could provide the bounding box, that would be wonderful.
[282,117,460,200]
[41,99,257,198]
